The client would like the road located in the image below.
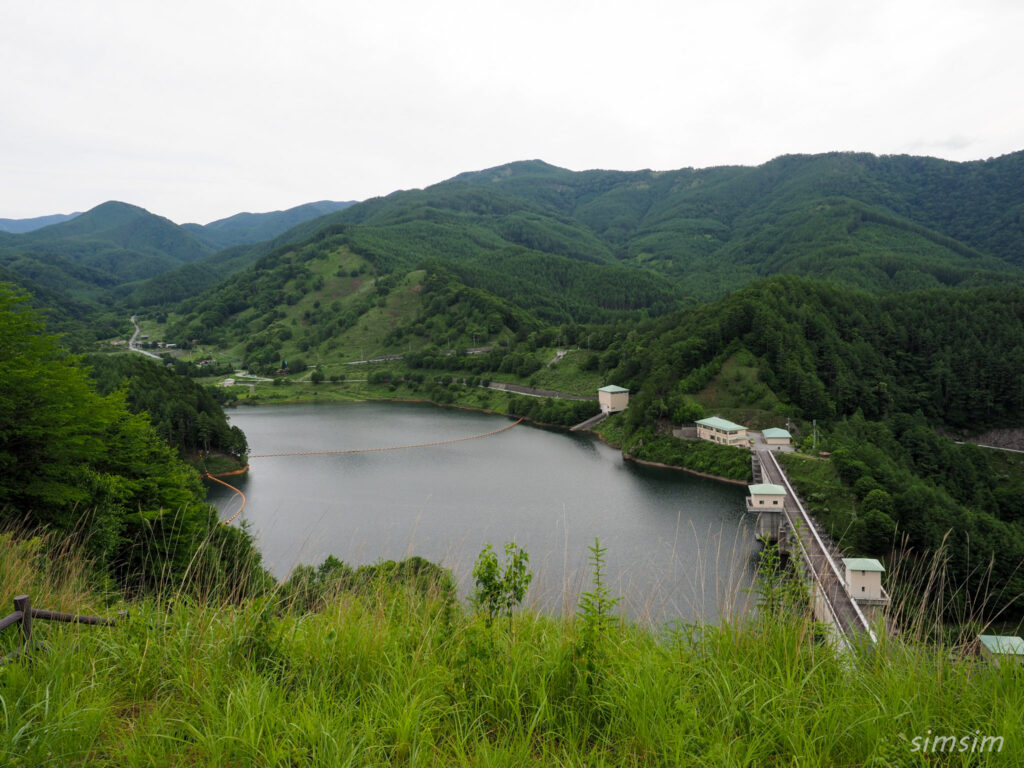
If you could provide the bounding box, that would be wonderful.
[128,316,162,360]
[485,381,596,401]
[344,346,494,366]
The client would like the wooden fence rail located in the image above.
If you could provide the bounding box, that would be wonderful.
[0,594,126,663]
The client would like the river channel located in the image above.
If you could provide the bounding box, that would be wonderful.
[206,401,759,624]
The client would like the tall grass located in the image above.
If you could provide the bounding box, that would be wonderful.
[2,528,1023,766]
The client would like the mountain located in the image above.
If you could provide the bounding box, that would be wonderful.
[0,211,82,233]
[0,201,214,293]
[0,201,217,342]
[23,200,212,266]
[182,200,357,250]
[156,151,1024,373]
[124,152,1024,311]
[439,153,1024,290]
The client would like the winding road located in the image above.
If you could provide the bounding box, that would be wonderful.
[128,315,162,360]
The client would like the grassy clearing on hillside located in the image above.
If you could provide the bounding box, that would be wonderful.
[692,351,792,430]
[778,452,861,549]
[515,348,605,397]
[2,531,1023,766]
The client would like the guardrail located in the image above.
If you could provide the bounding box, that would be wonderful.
[759,451,877,645]
[0,594,127,663]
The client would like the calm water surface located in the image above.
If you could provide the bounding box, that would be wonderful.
[206,402,759,623]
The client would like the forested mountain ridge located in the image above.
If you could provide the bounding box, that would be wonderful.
[148,151,1024,376]
[447,153,1024,265]
[0,200,364,339]
[0,201,214,292]
[120,150,1024,313]
[436,153,1024,288]
[181,200,357,250]
[605,276,1024,431]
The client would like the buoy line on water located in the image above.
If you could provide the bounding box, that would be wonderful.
[248,417,524,458]
[209,417,523,524]
[204,473,247,525]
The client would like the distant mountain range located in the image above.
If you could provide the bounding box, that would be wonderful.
[182,200,356,250]
[3,150,1024,348]
[0,199,358,305]
[0,212,82,233]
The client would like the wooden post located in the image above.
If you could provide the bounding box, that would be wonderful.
[13,595,30,648]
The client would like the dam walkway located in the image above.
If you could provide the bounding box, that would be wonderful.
[754,449,877,646]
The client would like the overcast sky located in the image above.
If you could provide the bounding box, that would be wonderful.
[2,0,1022,224]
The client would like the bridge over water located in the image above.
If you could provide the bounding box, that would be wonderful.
[752,449,878,648]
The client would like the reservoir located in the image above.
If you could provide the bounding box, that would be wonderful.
[206,401,758,624]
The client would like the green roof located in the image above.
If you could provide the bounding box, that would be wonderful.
[762,427,792,439]
[979,635,1024,655]
[696,416,746,432]
[748,483,786,496]
[598,385,629,393]
[842,558,886,573]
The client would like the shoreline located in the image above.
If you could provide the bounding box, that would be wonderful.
[590,426,749,487]
[622,454,749,486]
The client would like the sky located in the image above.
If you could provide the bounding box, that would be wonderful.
[2,0,1023,224]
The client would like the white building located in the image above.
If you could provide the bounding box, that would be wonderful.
[842,558,886,600]
[762,427,792,448]
[696,416,748,446]
[747,483,787,511]
[842,557,890,624]
[597,385,630,414]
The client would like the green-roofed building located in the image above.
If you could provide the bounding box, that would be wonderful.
[696,416,748,446]
[978,635,1024,667]
[842,558,887,602]
[597,385,630,414]
[747,482,786,512]
[762,427,792,447]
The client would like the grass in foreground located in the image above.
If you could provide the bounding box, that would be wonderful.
[2,533,1023,766]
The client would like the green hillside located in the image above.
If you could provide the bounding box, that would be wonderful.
[161,233,545,372]
[22,201,212,273]
[442,154,1024,292]
[0,284,258,589]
